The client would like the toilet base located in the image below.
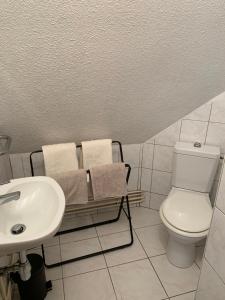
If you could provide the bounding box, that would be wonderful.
[167,237,196,268]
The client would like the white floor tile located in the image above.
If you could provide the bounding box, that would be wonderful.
[170,291,195,300]
[131,207,161,229]
[60,214,93,231]
[93,210,129,236]
[60,238,106,277]
[135,224,168,257]
[46,279,64,300]
[99,231,146,267]
[60,227,97,244]
[44,236,60,247]
[150,255,199,297]
[63,269,116,300]
[109,259,167,300]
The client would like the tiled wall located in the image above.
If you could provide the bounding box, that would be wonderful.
[195,159,225,300]
[122,92,225,210]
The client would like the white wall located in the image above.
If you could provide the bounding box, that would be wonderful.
[1,1,225,152]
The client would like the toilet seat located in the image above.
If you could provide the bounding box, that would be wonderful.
[161,187,213,234]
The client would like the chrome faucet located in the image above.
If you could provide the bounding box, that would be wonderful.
[0,191,21,205]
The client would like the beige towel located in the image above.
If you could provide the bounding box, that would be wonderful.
[52,170,88,205]
[90,163,127,201]
[81,139,113,170]
[42,143,78,176]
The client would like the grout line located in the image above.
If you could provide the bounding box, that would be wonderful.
[169,290,196,299]
[140,167,172,174]
[204,103,213,144]
[149,143,156,208]
[182,118,209,123]
[178,119,183,141]
[107,257,156,270]
[207,120,225,125]
[134,230,169,298]
[204,256,225,286]
[59,234,98,246]
[62,266,108,280]
[59,244,66,300]
[96,225,118,300]
[139,144,144,191]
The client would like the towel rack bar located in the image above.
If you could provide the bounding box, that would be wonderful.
[29,140,134,268]
[29,140,124,176]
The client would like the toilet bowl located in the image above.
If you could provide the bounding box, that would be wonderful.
[158,141,220,268]
[160,187,212,268]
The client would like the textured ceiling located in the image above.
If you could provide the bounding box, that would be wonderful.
[1,1,225,152]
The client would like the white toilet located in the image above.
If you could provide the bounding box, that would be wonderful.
[160,141,220,268]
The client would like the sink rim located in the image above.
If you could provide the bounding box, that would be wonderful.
[0,176,65,253]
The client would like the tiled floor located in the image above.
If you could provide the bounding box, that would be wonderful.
[14,207,202,300]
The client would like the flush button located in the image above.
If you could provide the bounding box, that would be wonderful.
[194,142,202,148]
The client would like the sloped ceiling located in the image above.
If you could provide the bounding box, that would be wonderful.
[1,1,225,153]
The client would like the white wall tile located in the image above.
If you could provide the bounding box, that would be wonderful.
[210,93,225,123]
[180,120,208,144]
[216,161,225,214]
[128,167,139,191]
[196,259,225,300]
[150,193,166,210]
[141,143,154,169]
[153,145,174,172]
[206,122,225,153]
[21,153,32,177]
[183,103,211,121]
[30,152,45,176]
[154,121,181,146]
[210,180,220,206]
[140,168,152,192]
[123,144,141,168]
[0,154,12,183]
[151,170,172,195]
[205,208,225,283]
[10,154,24,178]
[140,192,150,208]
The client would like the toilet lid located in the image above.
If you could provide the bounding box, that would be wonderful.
[162,188,213,233]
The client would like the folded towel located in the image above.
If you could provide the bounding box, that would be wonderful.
[81,139,113,170]
[90,163,127,201]
[42,143,78,176]
[52,170,88,205]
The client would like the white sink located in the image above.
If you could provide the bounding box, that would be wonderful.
[0,176,65,256]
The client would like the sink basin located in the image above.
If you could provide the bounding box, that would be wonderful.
[0,176,65,256]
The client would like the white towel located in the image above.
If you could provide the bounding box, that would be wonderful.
[81,139,113,170]
[42,143,78,176]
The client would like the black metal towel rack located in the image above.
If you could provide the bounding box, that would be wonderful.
[29,141,133,268]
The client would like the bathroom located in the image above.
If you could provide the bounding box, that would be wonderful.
[1,1,225,300]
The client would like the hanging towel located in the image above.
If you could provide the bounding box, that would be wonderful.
[81,139,113,170]
[52,170,88,205]
[90,163,127,201]
[42,143,78,176]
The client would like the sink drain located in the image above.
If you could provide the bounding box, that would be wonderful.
[11,224,26,235]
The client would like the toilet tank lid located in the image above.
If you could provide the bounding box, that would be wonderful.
[174,142,220,159]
